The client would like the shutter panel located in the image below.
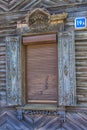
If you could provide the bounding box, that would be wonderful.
[58,31,76,106]
[6,36,21,105]
[24,35,58,104]
[76,40,87,105]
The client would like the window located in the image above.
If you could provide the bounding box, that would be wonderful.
[23,33,58,104]
[6,31,75,106]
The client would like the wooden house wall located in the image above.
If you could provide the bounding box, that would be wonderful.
[0,105,87,129]
[0,1,87,106]
[0,108,87,130]
[0,1,87,130]
[75,31,87,106]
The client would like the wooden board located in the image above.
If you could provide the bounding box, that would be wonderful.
[6,36,22,105]
[23,33,57,45]
[58,31,76,106]
[0,38,6,106]
[76,40,87,105]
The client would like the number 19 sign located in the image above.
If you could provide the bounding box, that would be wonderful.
[75,17,86,29]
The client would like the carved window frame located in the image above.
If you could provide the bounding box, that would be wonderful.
[5,29,76,110]
[6,9,76,109]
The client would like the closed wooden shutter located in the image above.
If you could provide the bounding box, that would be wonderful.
[76,40,87,105]
[24,34,58,104]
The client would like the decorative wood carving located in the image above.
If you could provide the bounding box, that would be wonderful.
[1,108,87,130]
[58,30,76,106]
[50,13,68,25]
[25,8,68,33]
[26,8,50,32]
[6,36,22,105]
[17,107,65,122]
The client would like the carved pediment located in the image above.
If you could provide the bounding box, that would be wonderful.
[25,8,68,32]
[26,8,50,32]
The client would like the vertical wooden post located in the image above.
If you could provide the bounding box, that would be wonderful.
[6,36,22,105]
[58,31,76,106]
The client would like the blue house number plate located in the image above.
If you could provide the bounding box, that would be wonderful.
[75,17,86,29]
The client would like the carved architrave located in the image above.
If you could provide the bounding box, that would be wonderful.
[6,36,21,105]
[25,8,68,33]
[17,108,65,122]
[26,8,50,32]
[50,13,68,25]
[58,30,76,106]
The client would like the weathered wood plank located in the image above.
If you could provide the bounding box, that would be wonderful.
[0,1,8,12]
[0,109,87,130]
[76,40,87,105]
[6,36,22,105]
[58,30,76,106]
[0,0,86,13]
[0,38,6,106]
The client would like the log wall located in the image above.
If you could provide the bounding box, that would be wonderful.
[75,31,87,105]
[0,1,87,106]
[0,37,6,106]
[0,1,87,130]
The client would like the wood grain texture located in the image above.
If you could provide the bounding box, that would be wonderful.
[0,108,87,130]
[75,40,87,106]
[23,34,57,45]
[0,37,6,106]
[6,36,22,105]
[0,0,8,12]
[58,31,76,106]
[7,0,85,12]
[25,43,58,104]
[0,0,86,12]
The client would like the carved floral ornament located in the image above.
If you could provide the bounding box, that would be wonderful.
[25,8,68,31]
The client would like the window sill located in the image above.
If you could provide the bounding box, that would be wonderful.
[17,104,59,111]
